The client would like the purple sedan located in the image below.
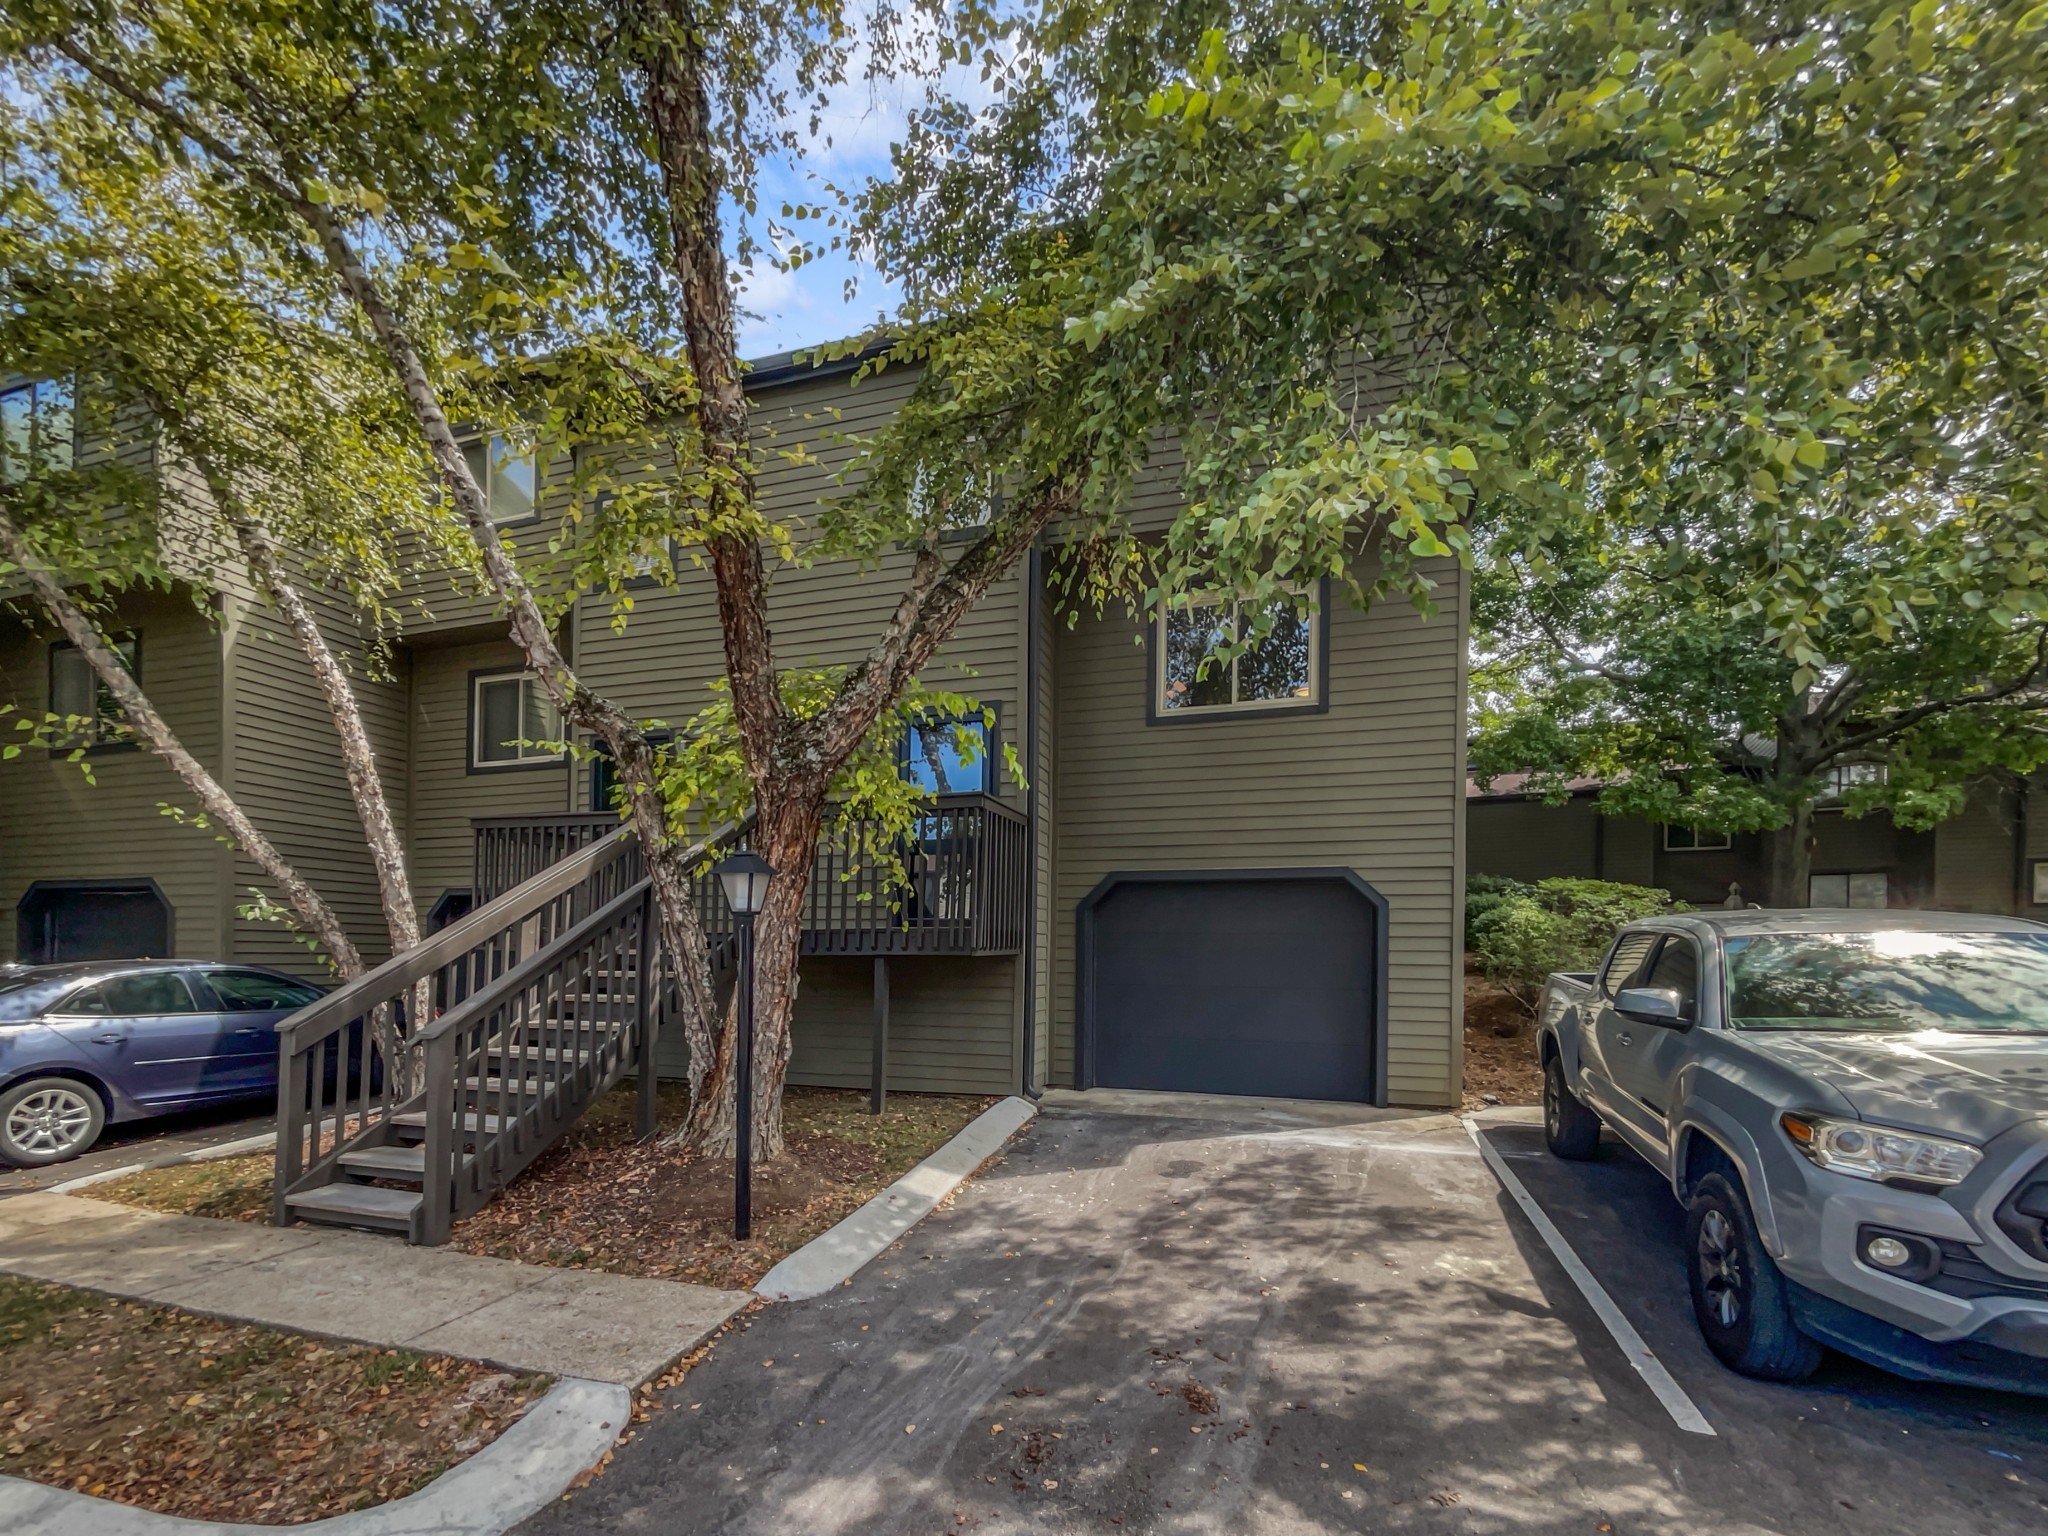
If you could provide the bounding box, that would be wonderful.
[0,960,324,1168]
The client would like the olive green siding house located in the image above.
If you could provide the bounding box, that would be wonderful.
[0,351,1469,1111]
[1467,774,2048,917]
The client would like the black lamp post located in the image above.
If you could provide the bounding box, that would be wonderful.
[714,849,775,1239]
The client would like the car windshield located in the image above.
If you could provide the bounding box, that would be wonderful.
[1724,931,2048,1035]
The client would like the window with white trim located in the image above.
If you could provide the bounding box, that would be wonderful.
[50,636,137,747]
[1662,824,1731,852]
[1156,591,1319,716]
[2,379,75,482]
[470,672,562,768]
[462,434,538,524]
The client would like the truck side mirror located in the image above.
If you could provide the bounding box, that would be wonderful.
[1615,986,1690,1029]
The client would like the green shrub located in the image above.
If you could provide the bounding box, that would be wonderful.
[1473,877,1688,1014]
[1464,873,1533,950]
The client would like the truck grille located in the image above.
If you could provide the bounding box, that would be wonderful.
[1932,1240,2048,1302]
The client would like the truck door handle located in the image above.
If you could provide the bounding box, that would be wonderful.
[1617,1031,1634,1047]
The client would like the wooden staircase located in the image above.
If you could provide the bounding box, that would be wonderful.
[272,824,740,1244]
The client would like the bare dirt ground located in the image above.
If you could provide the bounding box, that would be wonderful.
[1462,963,1543,1109]
[0,1276,546,1525]
[97,1085,995,1291]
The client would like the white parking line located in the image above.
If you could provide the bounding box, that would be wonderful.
[1463,1116,1717,1437]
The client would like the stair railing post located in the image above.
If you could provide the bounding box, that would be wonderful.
[274,1024,303,1227]
[420,1031,455,1245]
[635,881,659,1141]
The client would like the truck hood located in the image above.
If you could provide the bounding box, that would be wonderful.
[1741,1032,2048,1142]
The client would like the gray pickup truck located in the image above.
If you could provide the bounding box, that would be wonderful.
[1537,909,2048,1394]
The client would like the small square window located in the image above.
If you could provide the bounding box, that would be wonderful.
[470,672,562,768]
[50,636,137,747]
[2034,860,2048,907]
[462,434,538,524]
[1662,824,1731,852]
[1,379,75,483]
[1156,590,1320,717]
[1807,872,1888,909]
[902,716,993,796]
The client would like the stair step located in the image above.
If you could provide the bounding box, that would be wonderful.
[286,1183,421,1234]
[391,1110,507,1140]
[486,1044,598,1065]
[337,1145,428,1183]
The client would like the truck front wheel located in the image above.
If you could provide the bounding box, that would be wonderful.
[1543,1053,1602,1159]
[1685,1172,1823,1382]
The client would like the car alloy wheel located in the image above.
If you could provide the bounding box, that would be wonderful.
[1697,1206,1746,1329]
[5,1084,97,1160]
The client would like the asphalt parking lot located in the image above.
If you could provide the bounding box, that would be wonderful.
[519,1098,2048,1536]
[1478,1115,2048,1532]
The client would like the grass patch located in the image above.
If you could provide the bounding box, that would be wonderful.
[96,1085,997,1290]
[0,1276,548,1525]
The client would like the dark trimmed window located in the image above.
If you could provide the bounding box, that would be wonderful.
[1156,591,1320,716]
[1662,824,1731,852]
[902,716,993,796]
[50,635,137,747]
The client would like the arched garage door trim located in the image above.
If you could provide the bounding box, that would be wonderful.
[17,878,175,964]
[1075,868,1390,1107]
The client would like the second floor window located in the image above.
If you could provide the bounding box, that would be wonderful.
[902,716,992,795]
[471,671,562,769]
[50,636,137,747]
[2,379,75,482]
[1156,590,1320,717]
[462,434,538,524]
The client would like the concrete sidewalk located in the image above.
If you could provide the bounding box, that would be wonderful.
[0,1192,747,1386]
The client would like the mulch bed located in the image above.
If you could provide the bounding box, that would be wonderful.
[97,1085,996,1292]
[1463,963,1543,1109]
[0,1277,548,1525]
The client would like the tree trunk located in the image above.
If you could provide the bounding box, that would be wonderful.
[0,500,365,979]
[1765,797,1816,908]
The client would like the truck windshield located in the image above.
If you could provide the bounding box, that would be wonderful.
[1725,931,2048,1034]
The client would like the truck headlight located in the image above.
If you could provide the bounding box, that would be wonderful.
[1780,1113,1982,1188]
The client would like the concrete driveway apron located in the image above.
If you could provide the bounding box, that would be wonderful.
[517,1097,2047,1536]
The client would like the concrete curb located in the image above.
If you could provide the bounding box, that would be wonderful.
[48,1132,278,1195]
[0,1375,629,1535]
[753,1094,1037,1303]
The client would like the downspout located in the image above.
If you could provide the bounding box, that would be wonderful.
[1019,543,1044,1100]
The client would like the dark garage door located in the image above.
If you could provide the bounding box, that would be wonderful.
[18,883,172,963]
[1085,875,1380,1103]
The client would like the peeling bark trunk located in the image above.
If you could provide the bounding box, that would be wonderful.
[0,500,365,979]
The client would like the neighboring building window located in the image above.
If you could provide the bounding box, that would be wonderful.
[1156,590,1320,716]
[462,434,538,524]
[1821,762,1887,800]
[1662,824,1731,852]
[1809,872,1889,909]
[1,378,75,482]
[470,671,562,768]
[2034,860,2048,907]
[902,716,992,796]
[49,636,138,746]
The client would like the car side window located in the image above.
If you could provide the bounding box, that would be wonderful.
[70,972,203,1016]
[1601,933,1659,998]
[208,970,322,1011]
[1641,936,1701,1021]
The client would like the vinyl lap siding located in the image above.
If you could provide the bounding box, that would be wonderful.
[0,589,228,962]
[222,584,412,972]
[405,639,571,919]
[1051,560,1466,1108]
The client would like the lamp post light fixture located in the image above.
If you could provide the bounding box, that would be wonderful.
[713,849,775,1239]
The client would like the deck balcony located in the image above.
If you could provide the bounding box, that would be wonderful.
[471,793,1030,957]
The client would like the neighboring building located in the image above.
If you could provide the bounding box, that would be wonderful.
[1467,772,2048,915]
[0,352,1469,1109]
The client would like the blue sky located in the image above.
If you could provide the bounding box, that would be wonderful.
[731,28,1015,359]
